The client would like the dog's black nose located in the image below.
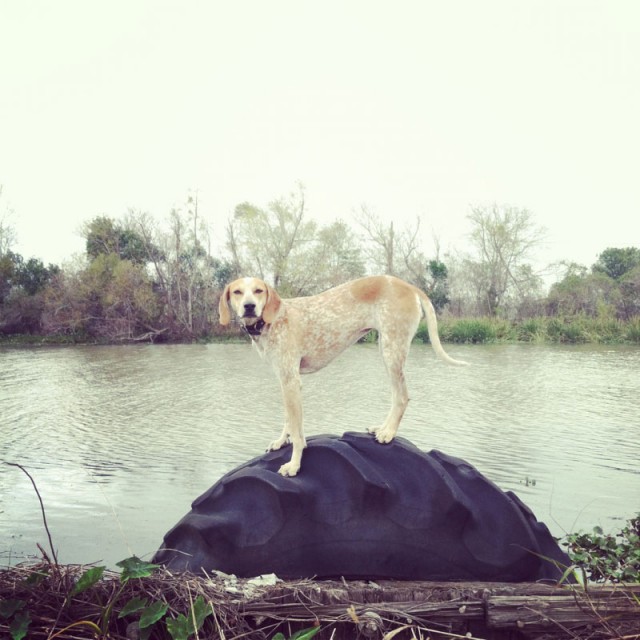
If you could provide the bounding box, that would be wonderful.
[243,303,256,316]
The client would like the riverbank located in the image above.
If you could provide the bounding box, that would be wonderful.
[1,558,639,640]
[2,315,640,347]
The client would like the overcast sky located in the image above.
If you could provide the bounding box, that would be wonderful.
[1,1,639,275]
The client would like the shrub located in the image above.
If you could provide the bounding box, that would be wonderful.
[625,317,640,343]
[589,317,624,343]
[518,317,546,342]
[547,317,588,343]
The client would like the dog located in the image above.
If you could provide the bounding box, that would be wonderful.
[219,275,467,477]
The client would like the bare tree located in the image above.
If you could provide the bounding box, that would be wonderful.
[128,199,217,338]
[465,204,546,316]
[356,205,427,285]
[0,186,17,258]
[225,184,318,295]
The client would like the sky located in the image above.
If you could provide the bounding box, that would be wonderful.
[1,0,639,276]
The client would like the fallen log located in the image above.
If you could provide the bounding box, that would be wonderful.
[243,579,640,638]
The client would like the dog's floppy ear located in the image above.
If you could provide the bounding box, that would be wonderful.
[262,283,281,324]
[218,284,232,326]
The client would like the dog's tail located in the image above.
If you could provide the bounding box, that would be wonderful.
[419,293,469,366]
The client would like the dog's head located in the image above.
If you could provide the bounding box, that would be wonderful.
[219,277,281,327]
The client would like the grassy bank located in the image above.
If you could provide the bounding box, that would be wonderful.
[417,315,640,345]
[2,315,640,347]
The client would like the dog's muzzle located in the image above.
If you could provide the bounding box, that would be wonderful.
[242,303,257,318]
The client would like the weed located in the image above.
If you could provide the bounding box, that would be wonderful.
[564,514,640,583]
[446,319,497,344]
[625,316,640,343]
[273,625,321,640]
[517,317,546,342]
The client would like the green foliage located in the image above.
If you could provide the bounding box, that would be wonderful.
[548,250,640,321]
[117,556,160,582]
[166,596,212,640]
[0,250,58,334]
[416,314,640,345]
[9,611,30,640]
[42,254,159,340]
[517,317,546,342]
[625,317,640,343]
[546,317,588,343]
[118,596,149,618]
[138,600,169,629]
[564,515,640,583]
[84,215,152,264]
[22,567,49,586]
[593,247,640,280]
[273,626,321,640]
[442,318,498,343]
[359,329,378,343]
[426,259,450,311]
[0,599,30,640]
[69,565,105,597]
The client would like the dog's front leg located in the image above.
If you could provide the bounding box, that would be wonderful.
[274,369,305,477]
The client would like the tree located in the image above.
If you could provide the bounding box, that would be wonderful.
[464,204,546,316]
[0,250,59,333]
[42,254,159,340]
[227,186,368,296]
[83,215,151,264]
[0,185,17,259]
[547,263,619,317]
[546,250,640,320]
[227,184,319,294]
[128,199,225,339]
[618,265,640,319]
[593,247,640,281]
[425,259,450,312]
[290,220,366,294]
[15,257,59,296]
[356,205,426,285]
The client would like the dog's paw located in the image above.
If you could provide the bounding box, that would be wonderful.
[267,436,290,452]
[278,461,300,477]
[368,425,395,444]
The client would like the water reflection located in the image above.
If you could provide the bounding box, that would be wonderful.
[1,342,639,568]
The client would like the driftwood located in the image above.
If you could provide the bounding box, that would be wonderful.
[247,579,640,638]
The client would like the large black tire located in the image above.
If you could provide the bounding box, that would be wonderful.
[154,432,570,581]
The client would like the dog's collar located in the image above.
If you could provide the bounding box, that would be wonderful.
[241,318,266,338]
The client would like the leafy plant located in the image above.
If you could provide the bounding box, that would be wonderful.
[0,600,30,640]
[273,625,321,640]
[564,514,640,582]
[107,557,164,638]
[166,595,212,640]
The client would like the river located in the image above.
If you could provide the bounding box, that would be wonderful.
[1,342,639,568]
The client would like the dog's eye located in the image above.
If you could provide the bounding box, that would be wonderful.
[254,288,264,294]
[233,289,242,295]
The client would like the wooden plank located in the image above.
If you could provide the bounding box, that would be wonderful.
[243,580,640,637]
[486,591,640,631]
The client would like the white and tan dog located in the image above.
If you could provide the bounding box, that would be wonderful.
[219,275,467,477]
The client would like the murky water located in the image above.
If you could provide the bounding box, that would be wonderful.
[1,342,639,568]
